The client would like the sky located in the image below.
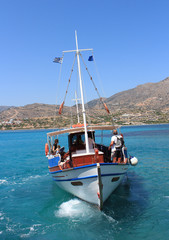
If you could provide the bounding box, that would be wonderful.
[0,0,169,107]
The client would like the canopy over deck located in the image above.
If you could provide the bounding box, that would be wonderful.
[47,125,119,137]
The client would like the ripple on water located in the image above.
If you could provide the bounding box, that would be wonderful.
[0,179,8,185]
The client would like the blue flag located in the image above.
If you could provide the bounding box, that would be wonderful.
[53,57,63,64]
[88,55,94,61]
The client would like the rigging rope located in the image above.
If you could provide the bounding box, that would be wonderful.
[54,52,64,124]
[79,53,110,114]
[56,53,64,105]
[93,52,106,100]
[58,53,77,115]
[91,54,115,126]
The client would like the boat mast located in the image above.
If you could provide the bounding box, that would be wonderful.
[73,91,80,123]
[75,31,89,153]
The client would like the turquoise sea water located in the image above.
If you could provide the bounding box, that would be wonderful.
[0,124,169,240]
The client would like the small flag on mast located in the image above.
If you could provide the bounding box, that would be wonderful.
[53,57,63,64]
[88,55,94,61]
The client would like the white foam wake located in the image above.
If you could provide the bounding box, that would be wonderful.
[0,179,8,185]
[102,212,116,223]
[20,224,42,238]
[22,175,41,183]
[55,199,89,218]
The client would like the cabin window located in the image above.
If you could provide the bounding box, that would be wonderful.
[69,132,95,147]
[111,177,120,182]
[72,134,85,145]
[71,181,83,186]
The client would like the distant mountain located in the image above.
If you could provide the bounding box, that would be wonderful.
[0,77,169,121]
[88,77,169,112]
[0,106,13,113]
[0,103,72,121]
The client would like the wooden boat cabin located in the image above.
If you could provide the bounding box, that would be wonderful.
[46,126,128,174]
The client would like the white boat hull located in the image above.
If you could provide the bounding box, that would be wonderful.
[50,163,129,207]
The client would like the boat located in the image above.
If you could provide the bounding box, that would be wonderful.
[45,31,138,210]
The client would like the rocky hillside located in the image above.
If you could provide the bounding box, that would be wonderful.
[0,103,71,121]
[88,77,169,112]
[0,106,13,113]
[0,77,169,128]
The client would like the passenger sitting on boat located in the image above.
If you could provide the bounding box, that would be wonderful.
[109,129,124,163]
[56,145,60,154]
[53,139,59,153]
[50,149,55,155]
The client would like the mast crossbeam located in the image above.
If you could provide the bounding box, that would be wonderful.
[63,48,93,53]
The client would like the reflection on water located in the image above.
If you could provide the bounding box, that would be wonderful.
[103,172,149,223]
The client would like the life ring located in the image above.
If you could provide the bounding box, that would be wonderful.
[45,143,49,156]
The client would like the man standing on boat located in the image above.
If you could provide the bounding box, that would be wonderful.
[109,129,124,163]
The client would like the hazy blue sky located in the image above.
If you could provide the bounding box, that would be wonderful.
[0,0,169,106]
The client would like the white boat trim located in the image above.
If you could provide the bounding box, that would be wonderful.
[49,162,129,174]
[47,125,118,137]
[52,171,126,181]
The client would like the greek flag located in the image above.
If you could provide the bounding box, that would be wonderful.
[53,57,63,64]
[88,55,94,61]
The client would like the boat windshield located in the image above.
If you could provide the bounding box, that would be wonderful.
[68,131,95,150]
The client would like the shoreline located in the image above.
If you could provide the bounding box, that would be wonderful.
[0,122,169,132]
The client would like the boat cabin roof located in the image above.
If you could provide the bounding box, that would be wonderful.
[47,125,117,137]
